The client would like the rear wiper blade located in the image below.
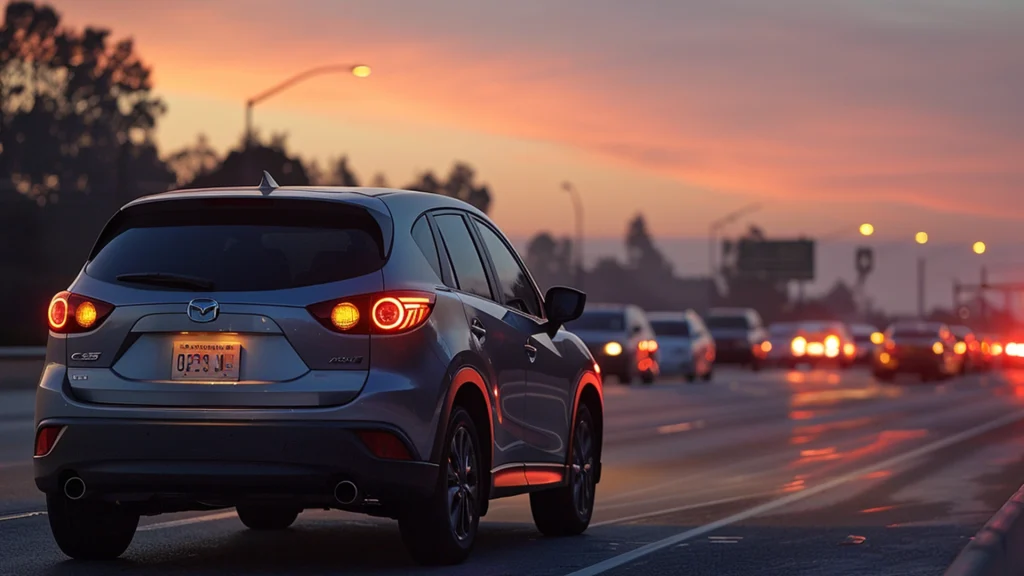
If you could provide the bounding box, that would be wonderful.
[116,272,215,291]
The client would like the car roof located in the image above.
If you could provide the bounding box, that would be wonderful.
[647,311,694,321]
[124,185,486,217]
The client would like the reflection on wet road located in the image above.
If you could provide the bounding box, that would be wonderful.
[2,364,1024,575]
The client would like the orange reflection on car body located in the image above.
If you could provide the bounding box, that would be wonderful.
[860,505,896,514]
[789,410,817,420]
[862,470,892,480]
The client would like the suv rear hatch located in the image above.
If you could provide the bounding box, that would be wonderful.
[61,194,390,408]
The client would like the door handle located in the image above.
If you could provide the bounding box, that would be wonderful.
[470,319,487,339]
[524,343,537,363]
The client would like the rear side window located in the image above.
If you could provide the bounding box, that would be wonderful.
[411,216,442,281]
[433,214,493,300]
[87,198,385,291]
[651,320,690,337]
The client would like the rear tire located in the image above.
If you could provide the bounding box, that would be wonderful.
[685,373,696,383]
[46,492,139,560]
[399,406,482,566]
[236,505,300,531]
[641,371,656,385]
[750,359,762,372]
[701,369,714,382]
[531,404,597,537]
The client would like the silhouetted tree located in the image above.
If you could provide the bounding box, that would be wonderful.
[184,134,311,188]
[369,172,389,188]
[0,1,173,205]
[166,134,219,186]
[525,232,574,291]
[407,162,491,213]
[625,214,673,278]
[321,155,360,186]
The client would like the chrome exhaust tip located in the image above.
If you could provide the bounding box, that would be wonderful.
[63,477,86,501]
[334,480,359,505]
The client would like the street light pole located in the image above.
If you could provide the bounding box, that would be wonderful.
[561,182,584,289]
[707,203,762,309]
[244,63,371,150]
[914,231,929,319]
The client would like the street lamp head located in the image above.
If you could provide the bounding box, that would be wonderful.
[859,223,874,237]
[915,231,928,245]
[351,64,372,78]
[973,241,986,255]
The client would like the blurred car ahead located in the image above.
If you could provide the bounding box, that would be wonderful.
[976,333,1002,370]
[567,304,659,384]
[647,310,715,382]
[950,325,985,373]
[873,321,962,382]
[706,308,769,371]
[764,322,801,366]
[848,323,884,364]
[767,321,856,369]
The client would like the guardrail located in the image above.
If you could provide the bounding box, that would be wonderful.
[946,484,1024,575]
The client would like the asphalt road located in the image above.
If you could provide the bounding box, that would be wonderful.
[3,361,1024,576]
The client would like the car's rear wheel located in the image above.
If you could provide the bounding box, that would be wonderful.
[701,368,714,382]
[236,505,300,530]
[641,371,656,385]
[46,492,139,560]
[399,406,482,565]
[685,372,696,383]
[530,404,597,536]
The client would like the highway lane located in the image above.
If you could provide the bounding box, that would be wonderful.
[2,363,1024,575]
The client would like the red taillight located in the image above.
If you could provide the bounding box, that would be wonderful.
[48,292,113,334]
[34,425,64,457]
[308,292,435,334]
[358,431,412,460]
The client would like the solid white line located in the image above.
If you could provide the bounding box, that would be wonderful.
[0,511,46,522]
[591,493,777,528]
[564,408,1024,576]
[138,510,238,532]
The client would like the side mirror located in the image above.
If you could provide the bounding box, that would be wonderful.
[542,286,586,337]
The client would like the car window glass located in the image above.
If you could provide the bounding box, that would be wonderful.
[433,214,493,300]
[411,216,442,281]
[473,220,542,317]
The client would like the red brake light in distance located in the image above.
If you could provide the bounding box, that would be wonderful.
[308,292,435,334]
[48,292,113,333]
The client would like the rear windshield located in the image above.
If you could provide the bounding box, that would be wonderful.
[651,320,690,337]
[87,198,386,291]
[567,311,626,332]
[891,324,942,338]
[706,316,750,330]
[769,323,799,337]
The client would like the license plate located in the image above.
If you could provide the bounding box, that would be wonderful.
[171,341,240,381]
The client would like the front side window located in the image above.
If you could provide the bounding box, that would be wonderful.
[473,219,542,317]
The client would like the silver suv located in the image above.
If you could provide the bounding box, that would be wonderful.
[33,175,603,565]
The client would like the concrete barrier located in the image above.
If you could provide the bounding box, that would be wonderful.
[946,485,1024,576]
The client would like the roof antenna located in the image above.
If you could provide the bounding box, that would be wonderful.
[258,170,279,195]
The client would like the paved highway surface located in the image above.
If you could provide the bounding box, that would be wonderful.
[3,361,1024,576]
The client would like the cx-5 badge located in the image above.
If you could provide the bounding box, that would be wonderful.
[70,352,101,361]
[187,298,219,323]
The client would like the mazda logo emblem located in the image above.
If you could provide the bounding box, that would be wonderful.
[187,298,219,323]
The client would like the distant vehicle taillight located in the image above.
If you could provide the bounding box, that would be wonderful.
[308,292,435,334]
[992,342,1004,356]
[791,336,807,356]
[47,291,114,334]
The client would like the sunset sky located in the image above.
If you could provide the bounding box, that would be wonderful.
[59,0,1024,246]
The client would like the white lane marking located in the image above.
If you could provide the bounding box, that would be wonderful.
[138,510,238,532]
[565,408,1024,576]
[591,493,775,528]
[0,511,45,522]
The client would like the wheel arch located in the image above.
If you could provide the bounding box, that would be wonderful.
[570,370,604,483]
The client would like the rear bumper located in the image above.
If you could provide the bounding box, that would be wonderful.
[716,349,754,363]
[34,418,438,507]
[873,355,944,373]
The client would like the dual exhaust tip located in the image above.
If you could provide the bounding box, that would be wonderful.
[62,476,359,506]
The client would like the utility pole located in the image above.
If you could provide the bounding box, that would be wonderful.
[561,182,584,289]
[917,256,926,319]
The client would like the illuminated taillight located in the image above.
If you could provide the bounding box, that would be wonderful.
[48,291,113,334]
[358,431,412,460]
[791,336,807,356]
[308,292,435,334]
[843,343,855,357]
[954,341,967,355]
[932,342,944,355]
[870,332,884,345]
[993,342,1004,356]
[761,341,772,353]
[34,425,64,457]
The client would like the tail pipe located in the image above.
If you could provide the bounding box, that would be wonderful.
[63,476,86,500]
[334,480,359,505]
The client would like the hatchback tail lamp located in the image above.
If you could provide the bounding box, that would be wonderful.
[34,425,65,457]
[48,292,114,333]
[358,430,412,460]
[308,292,435,334]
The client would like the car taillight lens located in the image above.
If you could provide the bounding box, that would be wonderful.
[932,342,944,355]
[48,292,114,334]
[791,336,807,356]
[34,425,64,457]
[358,431,412,460]
[308,292,435,334]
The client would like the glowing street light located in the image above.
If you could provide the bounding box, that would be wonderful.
[915,232,928,245]
[859,223,874,237]
[973,241,987,255]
